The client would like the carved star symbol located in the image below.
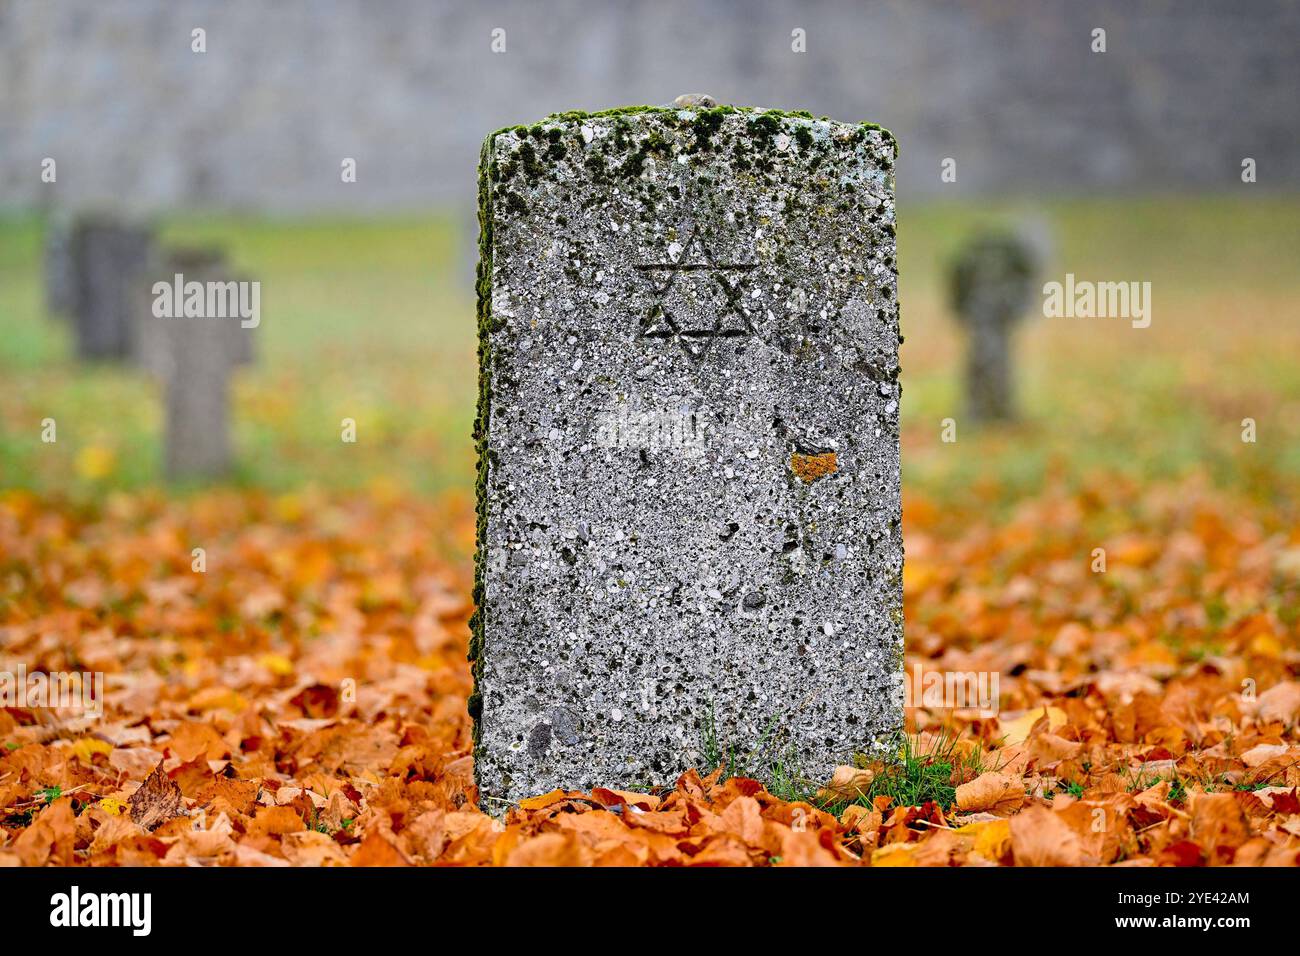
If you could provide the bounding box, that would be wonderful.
[634,230,758,362]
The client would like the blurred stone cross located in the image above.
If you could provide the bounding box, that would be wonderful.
[472,100,903,807]
[948,230,1039,422]
[134,246,257,480]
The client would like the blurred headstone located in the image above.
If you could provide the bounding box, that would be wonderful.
[473,104,903,805]
[68,216,155,360]
[43,213,77,320]
[134,246,256,480]
[133,246,255,374]
[949,231,1039,422]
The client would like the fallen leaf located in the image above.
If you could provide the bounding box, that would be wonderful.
[955,772,1026,816]
[1009,805,1091,866]
[815,765,875,803]
[129,762,186,832]
[998,706,1069,746]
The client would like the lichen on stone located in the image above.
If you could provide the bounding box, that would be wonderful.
[790,451,838,483]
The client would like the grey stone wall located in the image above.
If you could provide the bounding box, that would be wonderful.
[2,0,1297,213]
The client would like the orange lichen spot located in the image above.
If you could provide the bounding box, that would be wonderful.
[790,451,838,483]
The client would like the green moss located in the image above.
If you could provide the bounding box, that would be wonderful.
[749,112,782,142]
[499,189,526,216]
[619,129,671,179]
[517,140,544,182]
[470,131,499,747]
[532,103,892,146]
[689,107,731,152]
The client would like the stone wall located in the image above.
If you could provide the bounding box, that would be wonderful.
[2,0,1297,213]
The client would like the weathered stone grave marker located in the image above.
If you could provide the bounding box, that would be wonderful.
[948,231,1039,422]
[134,246,256,480]
[67,215,155,359]
[43,213,77,320]
[473,102,903,804]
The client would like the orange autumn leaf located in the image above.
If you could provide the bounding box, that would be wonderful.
[1009,806,1092,866]
[955,772,1026,816]
[517,789,584,811]
[590,787,660,810]
[998,706,1069,746]
[0,474,1295,869]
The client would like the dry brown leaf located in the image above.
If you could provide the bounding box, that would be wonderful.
[1009,805,1092,866]
[1255,682,1300,725]
[955,772,1026,816]
[129,762,186,832]
[1240,742,1290,768]
[815,765,875,803]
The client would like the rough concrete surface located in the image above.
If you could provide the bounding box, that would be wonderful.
[474,105,903,806]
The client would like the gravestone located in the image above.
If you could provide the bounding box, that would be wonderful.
[43,213,77,320]
[132,246,255,374]
[472,102,903,805]
[133,246,255,480]
[67,216,155,359]
[948,231,1038,422]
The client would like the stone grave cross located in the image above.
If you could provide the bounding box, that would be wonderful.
[949,231,1039,422]
[134,247,255,480]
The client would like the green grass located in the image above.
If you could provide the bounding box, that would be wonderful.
[0,214,476,496]
[4,195,1297,501]
[900,196,1300,513]
[853,732,989,813]
[699,716,995,812]
[701,702,812,801]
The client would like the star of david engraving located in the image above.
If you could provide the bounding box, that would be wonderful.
[634,231,758,362]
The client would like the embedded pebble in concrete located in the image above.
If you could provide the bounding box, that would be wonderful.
[472,102,903,807]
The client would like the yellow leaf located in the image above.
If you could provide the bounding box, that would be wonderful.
[367,475,404,506]
[188,686,247,712]
[75,445,117,481]
[69,737,113,763]
[998,706,1068,746]
[970,818,1012,860]
[258,654,295,677]
[273,493,305,523]
[871,843,917,867]
[1249,632,1284,658]
[98,797,128,817]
